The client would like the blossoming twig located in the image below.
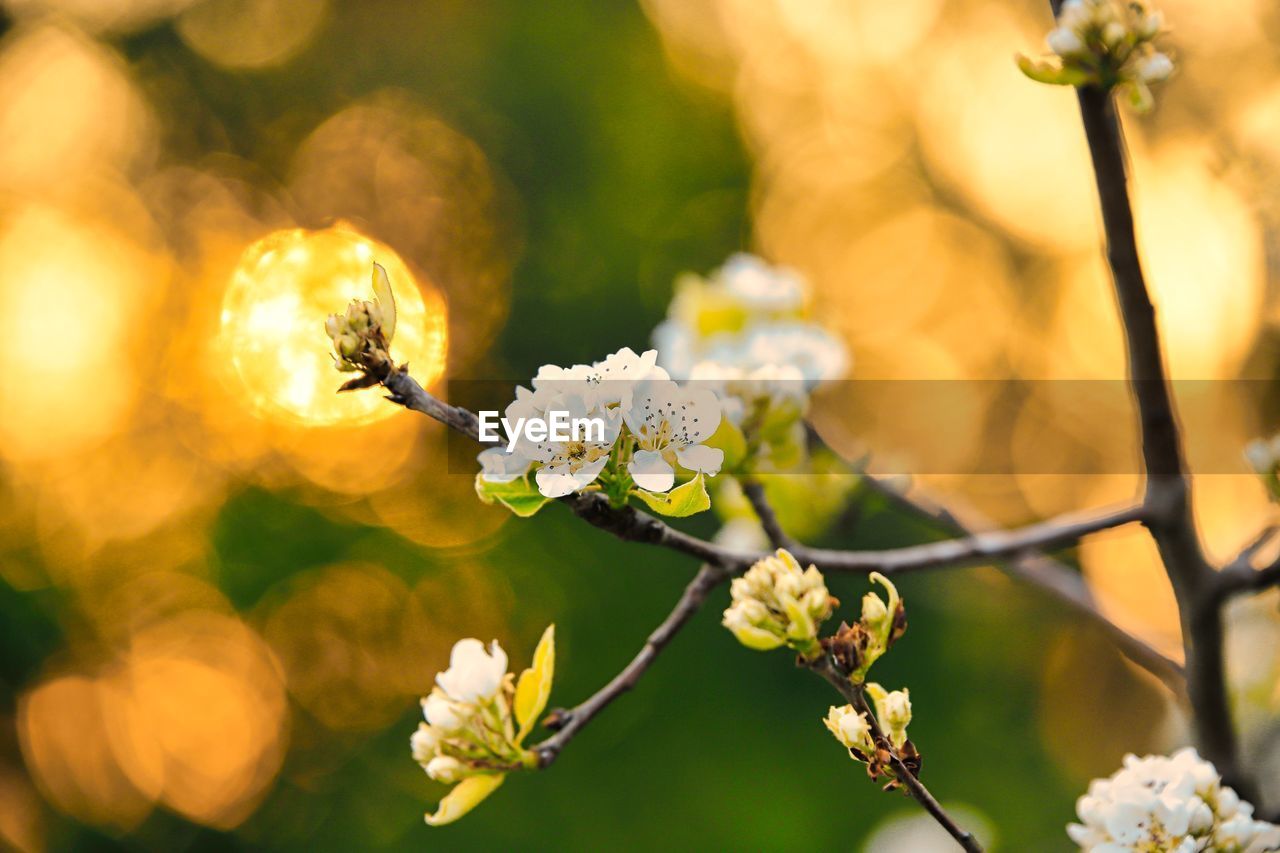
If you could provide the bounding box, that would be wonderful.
[380,364,1147,581]
[806,655,983,853]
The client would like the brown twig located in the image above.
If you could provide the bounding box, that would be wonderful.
[533,563,729,765]
[806,656,983,852]
[1068,80,1247,795]
[853,473,1186,695]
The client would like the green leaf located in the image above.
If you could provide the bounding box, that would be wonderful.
[1016,54,1094,87]
[632,473,711,517]
[704,417,748,472]
[371,262,396,342]
[424,774,505,826]
[475,473,551,518]
[1016,54,1070,85]
[514,624,555,743]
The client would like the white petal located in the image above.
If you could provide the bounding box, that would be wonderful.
[477,447,531,483]
[676,443,724,476]
[535,464,583,498]
[629,450,675,492]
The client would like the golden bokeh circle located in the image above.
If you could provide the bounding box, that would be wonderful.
[218,224,446,428]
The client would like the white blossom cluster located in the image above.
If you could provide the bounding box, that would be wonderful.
[653,253,848,390]
[477,347,725,499]
[652,253,847,476]
[412,627,556,825]
[1068,748,1280,852]
[413,638,528,785]
[1019,0,1173,111]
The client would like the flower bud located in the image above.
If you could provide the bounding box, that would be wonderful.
[411,722,440,764]
[1046,27,1084,57]
[722,548,832,658]
[867,683,912,749]
[1136,51,1173,83]
[423,692,468,733]
[425,755,467,784]
[823,704,873,755]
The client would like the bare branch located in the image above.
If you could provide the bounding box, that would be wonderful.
[854,473,1186,694]
[806,656,983,852]
[1069,80,1244,792]
[534,564,729,766]
[794,503,1145,576]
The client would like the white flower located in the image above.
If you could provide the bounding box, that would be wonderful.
[1136,51,1174,82]
[623,378,724,492]
[505,388,622,498]
[823,704,872,753]
[422,691,468,733]
[1047,26,1085,57]
[1067,747,1280,852]
[1019,0,1172,112]
[652,254,850,388]
[533,346,668,408]
[718,252,806,313]
[689,360,806,427]
[476,447,532,483]
[436,638,509,702]
[732,323,849,387]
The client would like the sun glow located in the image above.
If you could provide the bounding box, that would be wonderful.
[218,225,446,427]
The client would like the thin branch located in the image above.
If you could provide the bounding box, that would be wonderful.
[854,473,1186,694]
[533,563,729,766]
[794,503,1146,576]
[740,478,797,549]
[806,656,983,852]
[1069,80,1243,792]
[379,367,1137,578]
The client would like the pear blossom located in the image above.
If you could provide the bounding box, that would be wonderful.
[718,252,806,313]
[413,627,556,826]
[689,361,806,428]
[1019,0,1173,112]
[476,447,533,484]
[722,548,833,658]
[623,378,724,493]
[533,346,668,408]
[504,387,622,498]
[652,254,849,388]
[1067,747,1280,851]
[436,638,509,702]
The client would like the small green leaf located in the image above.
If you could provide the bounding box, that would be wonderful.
[514,624,555,743]
[475,473,551,517]
[371,262,396,342]
[1016,54,1070,85]
[424,774,505,826]
[632,473,711,517]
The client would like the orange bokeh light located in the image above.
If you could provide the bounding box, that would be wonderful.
[218,224,447,428]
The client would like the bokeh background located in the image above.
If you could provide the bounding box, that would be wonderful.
[1,0,1280,849]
